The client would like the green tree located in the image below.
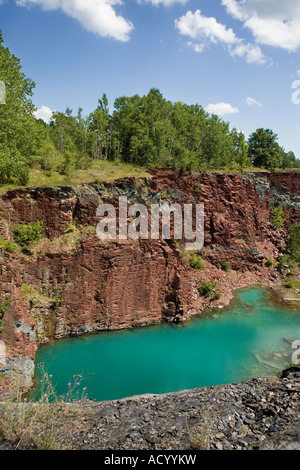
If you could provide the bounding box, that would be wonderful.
[0,30,39,185]
[0,146,29,185]
[74,107,90,167]
[279,150,300,169]
[88,94,110,160]
[231,128,249,172]
[170,101,207,170]
[201,115,235,169]
[49,108,77,155]
[247,128,281,170]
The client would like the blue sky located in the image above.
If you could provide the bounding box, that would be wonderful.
[1,0,300,157]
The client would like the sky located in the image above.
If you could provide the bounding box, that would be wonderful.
[1,0,300,157]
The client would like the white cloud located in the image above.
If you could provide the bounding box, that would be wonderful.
[175,9,266,64]
[142,0,188,5]
[229,42,265,64]
[205,102,239,116]
[34,105,54,123]
[186,41,205,54]
[175,9,237,45]
[222,0,300,52]
[16,0,133,42]
[245,97,262,107]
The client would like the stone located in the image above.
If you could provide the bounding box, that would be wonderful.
[0,170,299,396]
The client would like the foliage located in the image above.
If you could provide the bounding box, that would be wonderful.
[0,236,17,253]
[231,128,249,172]
[282,280,297,289]
[198,281,217,298]
[0,29,300,190]
[38,144,64,174]
[189,252,205,270]
[265,258,276,267]
[0,297,11,333]
[288,224,300,264]
[0,147,29,186]
[12,221,44,247]
[62,150,76,181]
[212,290,221,300]
[247,128,299,170]
[277,254,294,271]
[0,365,88,450]
[271,206,285,228]
[0,31,38,185]
[220,261,231,272]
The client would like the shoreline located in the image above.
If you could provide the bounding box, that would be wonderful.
[2,367,299,450]
[30,282,300,403]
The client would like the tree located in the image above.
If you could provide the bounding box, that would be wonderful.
[231,128,249,172]
[49,108,77,155]
[279,150,300,169]
[247,128,281,170]
[0,29,38,184]
[0,147,29,185]
[201,115,235,169]
[88,94,110,160]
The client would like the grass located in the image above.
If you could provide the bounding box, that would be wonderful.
[0,365,88,450]
[282,279,300,289]
[1,162,297,197]
[0,160,151,196]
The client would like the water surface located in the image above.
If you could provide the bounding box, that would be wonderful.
[33,287,300,401]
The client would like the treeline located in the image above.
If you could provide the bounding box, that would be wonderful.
[0,30,299,187]
[47,91,300,172]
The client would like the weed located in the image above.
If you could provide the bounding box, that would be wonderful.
[0,364,87,450]
[189,252,205,270]
[12,221,44,247]
[0,237,17,254]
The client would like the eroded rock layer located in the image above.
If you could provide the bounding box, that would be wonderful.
[0,170,299,392]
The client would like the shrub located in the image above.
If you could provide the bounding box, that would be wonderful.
[194,181,201,197]
[212,291,221,301]
[39,144,64,174]
[220,262,231,272]
[0,147,29,186]
[12,221,44,247]
[286,268,295,277]
[282,280,297,289]
[0,236,17,253]
[288,224,300,264]
[189,253,205,270]
[277,254,293,270]
[0,298,11,333]
[63,151,76,181]
[266,258,276,267]
[198,281,217,298]
[271,206,285,228]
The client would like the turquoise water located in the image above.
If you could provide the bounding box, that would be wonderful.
[33,287,300,402]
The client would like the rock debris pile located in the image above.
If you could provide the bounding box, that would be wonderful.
[42,367,300,451]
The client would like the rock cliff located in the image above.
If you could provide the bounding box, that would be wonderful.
[0,169,299,393]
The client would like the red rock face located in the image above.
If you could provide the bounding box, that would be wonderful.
[0,170,299,393]
[149,170,293,268]
[18,238,190,335]
[269,171,300,194]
